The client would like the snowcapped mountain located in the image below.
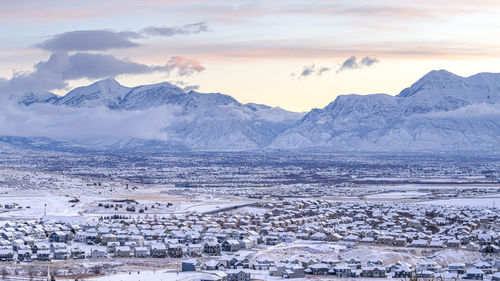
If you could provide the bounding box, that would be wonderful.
[3,70,500,152]
[398,70,500,114]
[271,70,500,152]
[15,91,59,106]
[54,78,130,109]
[8,79,304,150]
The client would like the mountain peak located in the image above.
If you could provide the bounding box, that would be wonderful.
[92,77,122,89]
[424,69,455,77]
[397,69,463,98]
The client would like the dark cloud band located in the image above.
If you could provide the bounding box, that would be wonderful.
[35,23,210,52]
[0,53,205,95]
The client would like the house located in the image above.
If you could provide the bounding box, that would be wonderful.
[465,268,484,280]
[416,261,438,273]
[252,258,274,270]
[265,236,280,245]
[187,244,203,256]
[411,239,429,247]
[429,240,445,248]
[134,246,149,258]
[86,232,99,245]
[333,264,353,277]
[393,266,411,278]
[282,265,305,279]
[447,262,466,274]
[49,231,67,243]
[54,250,69,260]
[168,244,183,258]
[182,259,203,271]
[91,248,107,258]
[361,266,386,278]
[477,234,492,245]
[222,240,240,252]
[480,244,499,253]
[229,257,249,269]
[115,246,131,257]
[107,241,120,252]
[491,272,500,281]
[378,235,394,245]
[346,258,362,269]
[417,270,434,279]
[37,250,51,261]
[307,263,330,275]
[151,243,167,258]
[204,242,221,256]
[394,237,407,247]
[12,239,25,251]
[446,239,461,248]
[269,264,285,276]
[204,260,225,271]
[17,249,32,262]
[71,247,86,259]
[0,249,14,261]
[226,269,250,281]
[343,234,359,242]
[473,261,492,273]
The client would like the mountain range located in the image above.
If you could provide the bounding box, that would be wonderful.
[2,69,500,152]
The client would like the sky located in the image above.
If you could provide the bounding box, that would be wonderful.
[1,0,500,112]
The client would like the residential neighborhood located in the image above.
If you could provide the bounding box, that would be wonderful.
[0,198,497,280]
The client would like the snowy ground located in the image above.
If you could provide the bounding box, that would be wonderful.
[419,197,500,207]
[85,270,206,281]
[365,191,430,199]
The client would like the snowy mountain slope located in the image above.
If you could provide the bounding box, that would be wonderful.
[54,78,131,109]
[8,79,304,150]
[398,70,500,114]
[3,70,500,152]
[14,91,59,106]
[270,70,500,152]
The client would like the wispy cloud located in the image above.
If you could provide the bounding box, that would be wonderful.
[337,56,379,72]
[294,64,330,78]
[141,22,209,37]
[182,85,200,92]
[165,56,205,77]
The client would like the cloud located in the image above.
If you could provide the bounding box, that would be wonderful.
[34,23,210,52]
[0,100,180,141]
[183,85,200,92]
[337,56,379,72]
[419,103,500,119]
[0,53,205,95]
[338,56,359,72]
[360,56,379,66]
[35,30,142,52]
[141,22,209,37]
[317,67,330,75]
[165,56,205,77]
[297,64,330,78]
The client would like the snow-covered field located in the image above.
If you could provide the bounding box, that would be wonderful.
[86,270,205,281]
[420,197,500,207]
[365,191,430,199]
[0,193,90,219]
